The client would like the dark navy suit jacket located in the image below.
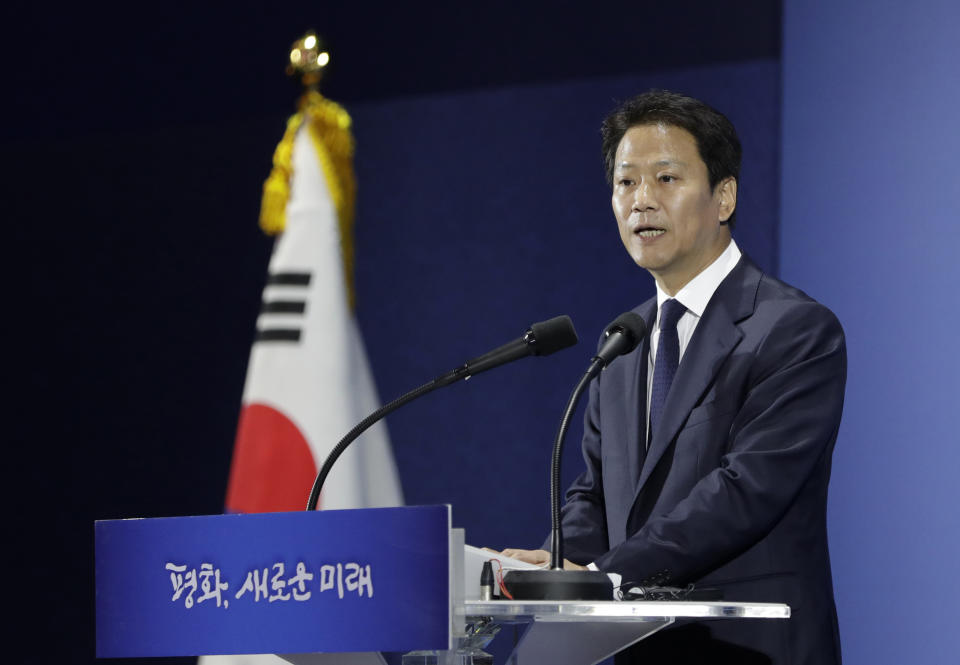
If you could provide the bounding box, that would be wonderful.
[560,255,845,665]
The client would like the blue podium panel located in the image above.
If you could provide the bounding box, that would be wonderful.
[95,506,451,658]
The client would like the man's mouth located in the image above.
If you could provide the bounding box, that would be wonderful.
[635,226,665,238]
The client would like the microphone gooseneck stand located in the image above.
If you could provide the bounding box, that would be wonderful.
[306,315,579,511]
[505,312,646,600]
[306,370,461,511]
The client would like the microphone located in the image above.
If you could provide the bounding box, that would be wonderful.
[589,311,647,376]
[305,315,579,511]
[504,312,647,600]
[459,315,578,378]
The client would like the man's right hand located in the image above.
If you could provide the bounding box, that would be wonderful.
[499,548,550,566]
[498,548,587,571]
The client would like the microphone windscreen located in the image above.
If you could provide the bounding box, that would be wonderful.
[605,312,647,354]
[529,315,579,356]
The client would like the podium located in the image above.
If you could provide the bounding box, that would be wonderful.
[456,599,788,664]
[95,506,788,664]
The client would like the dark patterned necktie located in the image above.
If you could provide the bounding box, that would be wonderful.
[649,298,687,444]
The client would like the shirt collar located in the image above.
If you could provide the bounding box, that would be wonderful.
[656,238,742,319]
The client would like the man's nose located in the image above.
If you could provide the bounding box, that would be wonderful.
[633,180,657,211]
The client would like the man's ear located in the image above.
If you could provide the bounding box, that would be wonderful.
[717,177,737,223]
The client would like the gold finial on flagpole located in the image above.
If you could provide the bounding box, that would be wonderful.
[287,31,330,89]
[261,29,356,307]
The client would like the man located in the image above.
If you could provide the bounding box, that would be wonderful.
[503,90,845,664]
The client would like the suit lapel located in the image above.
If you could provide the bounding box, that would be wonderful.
[623,299,656,492]
[633,256,761,496]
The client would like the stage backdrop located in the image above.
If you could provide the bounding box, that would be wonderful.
[348,58,780,551]
[782,1,960,663]
[9,57,777,665]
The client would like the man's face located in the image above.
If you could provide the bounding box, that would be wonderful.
[611,123,735,295]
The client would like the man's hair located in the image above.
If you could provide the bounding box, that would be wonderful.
[601,89,742,228]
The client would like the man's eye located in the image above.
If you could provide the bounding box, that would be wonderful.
[659,175,676,183]
[618,179,634,187]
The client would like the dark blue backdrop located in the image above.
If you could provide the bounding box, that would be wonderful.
[345,63,780,665]
[349,60,780,550]
[9,60,778,665]
[9,53,780,664]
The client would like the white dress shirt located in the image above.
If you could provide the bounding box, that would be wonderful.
[646,239,742,446]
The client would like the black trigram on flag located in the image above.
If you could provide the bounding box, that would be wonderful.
[255,271,312,343]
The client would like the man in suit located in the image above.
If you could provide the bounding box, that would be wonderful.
[502,90,845,664]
